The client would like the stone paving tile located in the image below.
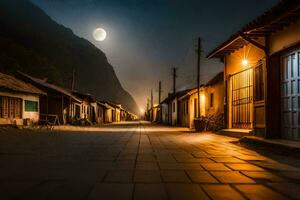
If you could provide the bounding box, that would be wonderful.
[0,181,41,200]
[205,150,233,156]
[279,171,300,180]
[201,184,245,200]
[111,161,135,170]
[253,162,300,171]
[117,153,136,161]
[225,163,265,171]
[201,163,232,171]
[186,170,218,183]
[17,180,95,200]
[104,170,133,183]
[134,170,162,183]
[183,163,203,169]
[234,184,288,200]
[241,171,286,182]
[267,182,300,199]
[14,181,64,199]
[156,155,177,163]
[134,184,168,200]
[54,181,98,199]
[136,162,159,170]
[159,163,203,170]
[211,157,246,163]
[161,170,191,183]
[165,183,209,200]
[137,154,156,162]
[234,155,267,161]
[192,151,209,158]
[211,171,255,183]
[175,157,214,163]
[88,183,133,200]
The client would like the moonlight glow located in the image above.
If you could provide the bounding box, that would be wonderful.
[93,28,107,41]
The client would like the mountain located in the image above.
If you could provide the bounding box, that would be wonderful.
[0,0,139,114]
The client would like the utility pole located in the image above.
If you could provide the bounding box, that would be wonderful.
[69,68,76,121]
[158,81,162,104]
[146,98,150,121]
[172,67,177,94]
[197,37,202,118]
[151,89,154,121]
[158,80,162,123]
[151,89,154,108]
[71,69,76,91]
[146,98,150,111]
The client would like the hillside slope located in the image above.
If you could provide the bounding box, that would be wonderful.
[0,0,139,114]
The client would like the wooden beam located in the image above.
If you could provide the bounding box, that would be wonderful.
[240,34,266,52]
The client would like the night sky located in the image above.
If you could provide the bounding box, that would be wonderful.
[31,0,278,111]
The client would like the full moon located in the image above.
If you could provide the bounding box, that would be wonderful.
[93,28,107,41]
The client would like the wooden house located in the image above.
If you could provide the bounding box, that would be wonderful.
[207,0,300,140]
[147,104,159,122]
[204,72,224,118]
[177,87,205,128]
[18,72,82,125]
[107,102,121,122]
[0,72,45,125]
[72,91,95,123]
[160,103,169,124]
[103,102,114,123]
[93,101,106,124]
[176,72,224,129]
[160,89,192,126]
[160,94,175,125]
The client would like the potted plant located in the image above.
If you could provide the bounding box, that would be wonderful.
[194,116,206,132]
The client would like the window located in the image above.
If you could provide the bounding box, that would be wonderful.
[173,102,175,112]
[25,100,38,112]
[0,96,22,118]
[210,93,214,108]
[254,64,264,101]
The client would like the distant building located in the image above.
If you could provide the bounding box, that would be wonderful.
[93,101,107,124]
[147,104,160,122]
[0,72,45,125]
[160,89,193,126]
[17,72,136,126]
[18,72,83,125]
[72,91,95,123]
[177,72,224,129]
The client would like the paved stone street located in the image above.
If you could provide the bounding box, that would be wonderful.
[1,122,300,200]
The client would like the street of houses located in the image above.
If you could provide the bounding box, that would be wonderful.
[1,1,300,200]
[147,1,300,142]
[0,71,137,127]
